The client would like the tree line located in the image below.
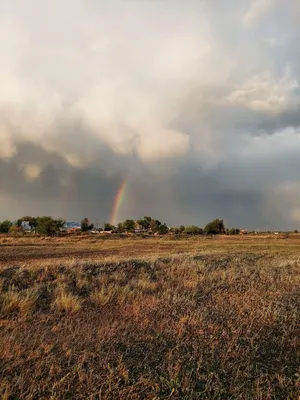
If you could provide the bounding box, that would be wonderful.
[0,215,243,236]
[0,216,65,236]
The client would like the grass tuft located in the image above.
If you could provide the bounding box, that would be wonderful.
[1,286,39,315]
[90,286,116,306]
[54,289,81,313]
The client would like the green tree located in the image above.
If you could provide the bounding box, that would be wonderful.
[104,223,115,232]
[157,223,169,234]
[137,216,152,230]
[144,216,152,227]
[183,225,203,235]
[36,217,65,236]
[172,225,185,234]
[81,218,89,232]
[122,219,135,232]
[137,219,146,230]
[229,228,240,235]
[204,219,225,235]
[117,223,125,233]
[81,218,94,232]
[149,219,162,233]
[0,220,12,233]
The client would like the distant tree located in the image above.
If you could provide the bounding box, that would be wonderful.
[144,216,152,229]
[137,216,152,230]
[173,225,185,234]
[149,219,157,233]
[81,218,89,232]
[104,223,115,232]
[294,230,298,233]
[137,219,144,229]
[183,225,203,235]
[157,223,169,235]
[36,217,65,236]
[0,220,12,233]
[204,219,225,235]
[117,223,125,233]
[122,219,135,232]
[81,218,94,232]
[229,228,240,235]
[149,219,162,233]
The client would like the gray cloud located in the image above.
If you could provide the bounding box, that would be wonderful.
[0,0,300,229]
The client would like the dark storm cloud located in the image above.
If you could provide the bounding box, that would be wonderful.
[1,0,300,228]
[0,141,127,222]
[257,107,300,134]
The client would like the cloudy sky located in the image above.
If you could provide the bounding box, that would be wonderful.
[1,0,299,229]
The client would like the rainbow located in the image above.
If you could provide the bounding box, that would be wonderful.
[110,178,127,225]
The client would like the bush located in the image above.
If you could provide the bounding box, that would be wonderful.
[183,225,203,235]
[9,225,24,237]
[0,220,12,233]
[229,228,240,235]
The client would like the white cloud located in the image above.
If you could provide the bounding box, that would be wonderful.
[243,0,273,26]
[0,0,217,164]
[225,70,298,113]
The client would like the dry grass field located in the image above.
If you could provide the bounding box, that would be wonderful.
[0,235,299,399]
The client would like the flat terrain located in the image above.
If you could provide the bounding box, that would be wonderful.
[0,234,299,266]
[0,236,299,399]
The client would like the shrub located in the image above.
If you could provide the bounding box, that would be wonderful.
[0,220,12,234]
[183,225,203,235]
[9,225,24,237]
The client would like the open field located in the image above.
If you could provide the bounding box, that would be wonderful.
[1,234,300,266]
[0,236,299,399]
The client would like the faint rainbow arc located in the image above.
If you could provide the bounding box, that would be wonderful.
[110,178,127,225]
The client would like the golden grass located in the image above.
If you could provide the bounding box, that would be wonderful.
[0,240,299,399]
[53,289,81,314]
[1,286,39,315]
[90,286,117,306]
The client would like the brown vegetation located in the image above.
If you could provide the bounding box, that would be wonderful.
[0,239,299,399]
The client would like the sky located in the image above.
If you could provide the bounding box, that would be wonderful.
[0,0,299,229]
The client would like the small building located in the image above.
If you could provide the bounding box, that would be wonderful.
[21,221,32,233]
[63,222,81,234]
[21,221,31,229]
